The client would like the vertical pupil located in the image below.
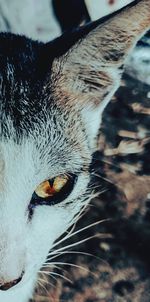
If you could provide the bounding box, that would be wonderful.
[35,175,69,198]
[32,174,75,206]
[48,179,54,187]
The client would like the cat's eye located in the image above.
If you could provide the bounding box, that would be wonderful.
[29,174,77,208]
[35,175,69,198]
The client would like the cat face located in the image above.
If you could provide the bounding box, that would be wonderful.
[0,60,91,288]
[0,0,149,298]
[0,34,94,291]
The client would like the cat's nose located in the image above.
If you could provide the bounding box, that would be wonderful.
[0,273,24,291]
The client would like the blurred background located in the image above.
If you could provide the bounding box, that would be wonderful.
[0,0,133,41]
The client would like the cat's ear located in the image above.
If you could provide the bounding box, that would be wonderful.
[50,0,150,149]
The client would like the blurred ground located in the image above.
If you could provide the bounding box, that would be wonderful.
[31,72,150,302]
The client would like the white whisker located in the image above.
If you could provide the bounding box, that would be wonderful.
[37,278,49,294]
[47,233,104,261]
[43,249,109,267]
[38,274,56,289]
[42,271,73,284]
[42,261,97,277]
[50,202,88,251]
[91,171,115,185]
[48,218,109,260]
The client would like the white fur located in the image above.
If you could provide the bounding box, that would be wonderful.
[0,130,90,302]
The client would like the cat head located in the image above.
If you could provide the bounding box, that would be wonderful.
[0,0,149,295]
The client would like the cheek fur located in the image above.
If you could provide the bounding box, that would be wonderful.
[26,203,82,266]
[26,173,90,268]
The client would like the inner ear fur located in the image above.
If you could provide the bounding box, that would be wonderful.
[50,0,150,109]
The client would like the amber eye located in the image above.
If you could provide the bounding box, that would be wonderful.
[30,174,77,208]
[35,175,69,198]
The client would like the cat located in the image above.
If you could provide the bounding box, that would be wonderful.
[0,0,149,301]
